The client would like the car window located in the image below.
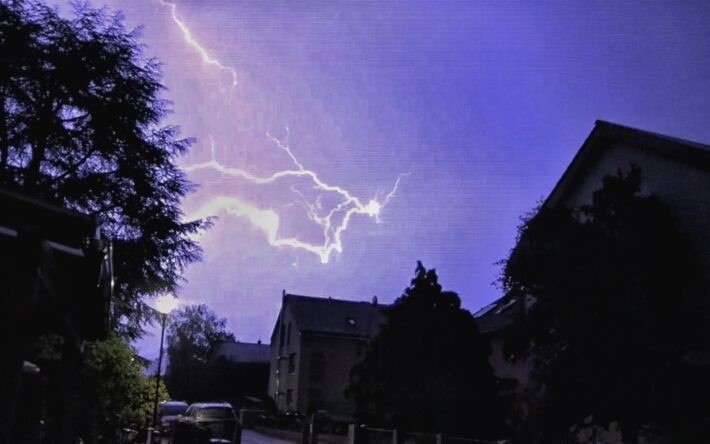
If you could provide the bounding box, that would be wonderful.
[184,406,195,418]
[197,407,235,420]
[161,403,188,416]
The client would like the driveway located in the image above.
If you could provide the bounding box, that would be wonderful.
[241,429,297,444]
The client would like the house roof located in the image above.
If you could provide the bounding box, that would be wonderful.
[473,292,524,335]
[0,188,98,254]
[283,293,386,339]
[480,120,710,335]
[546,120,710,208]
[213,341,270,364]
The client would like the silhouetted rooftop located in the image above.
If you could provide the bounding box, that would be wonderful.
[481,120,710,335]
[547,120,710,207]
[213,341,270,364]
[473,292,523,335]
[283,293,387,339]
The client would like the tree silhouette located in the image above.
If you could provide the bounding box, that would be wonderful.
[347,262,504,439]
[164,304,235,402]
[0,0,207,338]
[502,166,706,443]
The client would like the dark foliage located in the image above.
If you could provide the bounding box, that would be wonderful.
[0,0,208,338]
[80,335,169,444]
[164,304,236,402]
[501,166,707,443]
[347,262,504,439]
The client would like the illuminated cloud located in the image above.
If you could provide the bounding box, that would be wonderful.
[160,0,409,263]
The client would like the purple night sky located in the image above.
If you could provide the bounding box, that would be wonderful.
[55,0,710,356]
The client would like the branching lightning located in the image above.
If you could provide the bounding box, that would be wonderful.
[186,136,409,263]
[159,0,238,86]
[161,1,409,263]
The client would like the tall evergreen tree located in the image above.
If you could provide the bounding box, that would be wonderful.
[0,0,207,338]
[348,262,504,439]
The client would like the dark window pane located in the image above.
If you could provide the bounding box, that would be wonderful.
[289,353,296,373]
[197,407,235,420]
[310,352,324,382]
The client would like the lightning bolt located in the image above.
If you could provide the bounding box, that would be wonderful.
[187,136,409,263]
[161,1,409,263]
[158,0,238,86]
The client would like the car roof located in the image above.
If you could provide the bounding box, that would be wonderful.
[161,401,188,406]
[189,402,234,409]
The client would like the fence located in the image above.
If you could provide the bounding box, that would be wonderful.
[253,414,509,444]
[253,413,349,444]
[348,425,509,444]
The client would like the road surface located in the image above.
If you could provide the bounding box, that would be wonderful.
[160,429,296,444]
[241,429,297,444]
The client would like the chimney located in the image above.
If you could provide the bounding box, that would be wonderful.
[372,295,378,305]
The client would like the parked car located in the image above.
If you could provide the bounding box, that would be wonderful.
[238,396,270,429]
[174,402,240,444]
[158,400,189,437]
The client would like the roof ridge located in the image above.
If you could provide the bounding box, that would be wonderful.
[545,120,710,208]
[284,293,377,305]
[595,120,710,151]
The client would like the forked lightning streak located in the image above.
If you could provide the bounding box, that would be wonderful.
[160,0,409,262]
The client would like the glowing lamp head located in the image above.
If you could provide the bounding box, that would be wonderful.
[154,294,179,315]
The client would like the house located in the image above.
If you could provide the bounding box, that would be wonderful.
[475,120,710,440]
[268,292,386,418]
[478,119,710,369]
[0,188,112,443]
[213,340,271,365]
[474,291,535,388]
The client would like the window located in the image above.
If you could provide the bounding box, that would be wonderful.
[287,322,291,345]
[288,353,297,373]
[287,389,293,406]
[160,401,188,416]
[279,322,285,347]
[309,351,324,382]
[197,407,235,420]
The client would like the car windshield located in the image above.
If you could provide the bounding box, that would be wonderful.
[197,407,234,419]
[161,404,188,416]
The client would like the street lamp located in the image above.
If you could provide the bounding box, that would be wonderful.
[150,294,179,441]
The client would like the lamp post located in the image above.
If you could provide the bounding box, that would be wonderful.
[150,294,179,443]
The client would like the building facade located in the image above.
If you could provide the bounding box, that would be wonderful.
[478,119,710,379]
[475,120,710,442]
[268,292,386,418]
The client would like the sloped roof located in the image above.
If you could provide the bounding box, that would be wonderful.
[285,293,386,339]
[213,341,270,364]
[478,120,710,335]
[473,292,524,335]
[546,120,710,208]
